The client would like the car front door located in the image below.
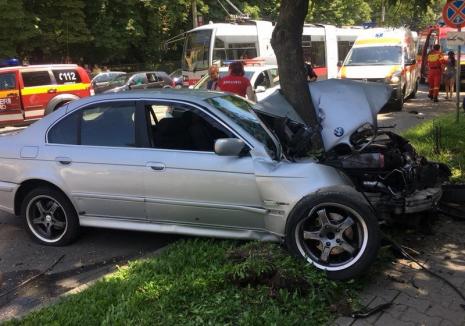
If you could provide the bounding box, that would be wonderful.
[46,100,148,220]
[138,100,266,229]
[0,71,23,124]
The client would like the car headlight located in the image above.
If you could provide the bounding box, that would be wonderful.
[387,72,401,84]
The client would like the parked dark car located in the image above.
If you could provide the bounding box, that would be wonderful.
[91,71,126,94]
[104,71,173,93]
[169,69,183,88]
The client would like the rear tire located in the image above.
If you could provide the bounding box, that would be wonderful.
[285,191,380,280]
[21,187,80,246]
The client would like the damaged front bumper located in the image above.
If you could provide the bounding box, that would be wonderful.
[367,187,443,216]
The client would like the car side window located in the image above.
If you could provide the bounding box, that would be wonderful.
[48,102,136,147]
[145,102,233,152]
[254,71,271,89]
[269,69,279,86]
[22,71,52,87]
[0,73,16,90]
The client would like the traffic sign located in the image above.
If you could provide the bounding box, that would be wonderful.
[443,0,465,28]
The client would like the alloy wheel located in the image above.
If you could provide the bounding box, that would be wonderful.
[26,195,68,243]
[295,202,368,272]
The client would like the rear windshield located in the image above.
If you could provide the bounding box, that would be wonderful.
[53,69,82,84]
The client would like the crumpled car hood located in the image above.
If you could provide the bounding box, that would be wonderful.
[255,79,391,151]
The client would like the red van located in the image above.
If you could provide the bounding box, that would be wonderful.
[0,64,93,127]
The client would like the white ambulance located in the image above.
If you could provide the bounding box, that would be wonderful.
[338,28,419,111]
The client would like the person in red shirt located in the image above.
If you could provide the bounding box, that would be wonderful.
[218,61,257,102]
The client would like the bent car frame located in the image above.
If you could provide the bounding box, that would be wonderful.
[0,80,449,280]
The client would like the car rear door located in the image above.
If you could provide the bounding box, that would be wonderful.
[0,70,24,125]
[20,69,56,119]
[46,100,148,221]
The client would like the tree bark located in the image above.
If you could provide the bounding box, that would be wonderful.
[271,0,324,155]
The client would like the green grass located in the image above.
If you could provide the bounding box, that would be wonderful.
[5,240,360,326]
[402,113,465,182]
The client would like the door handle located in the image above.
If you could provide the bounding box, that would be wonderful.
[48,88,57,94]
[55,157,72,165]
[146,162,165,171]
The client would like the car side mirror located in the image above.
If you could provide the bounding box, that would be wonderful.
[337,60,343,67]
[214,138,247,156]
[255,85,266,93]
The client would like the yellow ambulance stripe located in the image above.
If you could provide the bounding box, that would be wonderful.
[20,83,90,96]
[355,38,402,45]
[0,89,19,97]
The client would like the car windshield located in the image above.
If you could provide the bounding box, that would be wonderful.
[205,95,279,160]
[169,69,182,78]
[182,30,212,72]
[345,46,402,66]
[111,74,131,86]
[195,71,254,89]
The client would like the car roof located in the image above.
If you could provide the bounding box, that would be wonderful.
[67,89,223,111]
[0,64,78,72]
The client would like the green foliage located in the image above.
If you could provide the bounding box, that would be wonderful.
[402,113,465,182]
[0,0,448,66]
[5,240,359,325]
[0,0,37,58]
[307,0,372,25]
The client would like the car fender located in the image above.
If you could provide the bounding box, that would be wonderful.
[254,160,359,236]
[44,94,80,115]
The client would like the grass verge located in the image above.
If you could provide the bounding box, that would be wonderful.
[402,113,465,182]
[5,240,361,326]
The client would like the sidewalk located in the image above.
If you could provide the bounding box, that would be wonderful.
[335,216,465,326]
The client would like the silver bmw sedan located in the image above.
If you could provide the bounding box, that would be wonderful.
[0,88,383,280]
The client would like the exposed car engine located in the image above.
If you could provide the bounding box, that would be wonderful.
[324,127,450,220]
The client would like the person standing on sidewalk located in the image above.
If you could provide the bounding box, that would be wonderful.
[427,44,445,102]
[443,51,456,100]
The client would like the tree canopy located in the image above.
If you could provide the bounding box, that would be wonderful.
[0,0,446,68]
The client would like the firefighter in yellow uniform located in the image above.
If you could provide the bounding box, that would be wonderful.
[427,44,445,102]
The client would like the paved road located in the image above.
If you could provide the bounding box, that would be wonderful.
[378,84,461,133]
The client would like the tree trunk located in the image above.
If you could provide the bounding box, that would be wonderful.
[271,0,324,155]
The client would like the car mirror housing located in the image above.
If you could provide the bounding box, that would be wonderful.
[255,85,266,93]
[214,138,247,156]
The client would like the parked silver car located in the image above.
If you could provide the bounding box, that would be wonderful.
[0,80,448,280]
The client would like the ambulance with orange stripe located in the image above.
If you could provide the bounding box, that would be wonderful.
[338,28,419,111]
[0,64,93,127]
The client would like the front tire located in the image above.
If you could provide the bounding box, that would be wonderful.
[21,187,80,246]
[285,191,380,280]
